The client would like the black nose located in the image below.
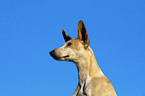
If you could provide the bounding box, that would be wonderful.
[49,50,54,57]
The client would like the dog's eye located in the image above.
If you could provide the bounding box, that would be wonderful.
[67,43,72,46]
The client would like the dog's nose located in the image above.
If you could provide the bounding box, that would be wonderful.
[49,50,54,57]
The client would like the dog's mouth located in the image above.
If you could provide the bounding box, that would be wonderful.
[61,55,69,58]
[49,50,69,60]
[52,55,70,60]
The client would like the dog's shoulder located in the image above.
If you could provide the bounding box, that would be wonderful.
[89,76,117,96]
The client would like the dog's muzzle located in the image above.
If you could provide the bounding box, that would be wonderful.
[49,50,69,60]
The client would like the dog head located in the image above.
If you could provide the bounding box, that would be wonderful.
[50,20,90,62]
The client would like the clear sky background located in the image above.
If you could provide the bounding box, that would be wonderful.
[0,0,145,96]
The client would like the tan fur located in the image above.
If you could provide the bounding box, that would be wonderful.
[50,20,117,96]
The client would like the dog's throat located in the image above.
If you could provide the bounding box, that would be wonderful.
[75,61,89,84]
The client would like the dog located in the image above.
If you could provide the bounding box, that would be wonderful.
[50,20,117,96]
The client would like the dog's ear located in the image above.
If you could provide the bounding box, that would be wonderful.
[78,20,90,49]
[62,30,72,42]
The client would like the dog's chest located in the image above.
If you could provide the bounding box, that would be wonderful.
[77,77,91,96]
[77,85,87,96]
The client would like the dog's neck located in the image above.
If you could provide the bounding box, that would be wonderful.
[74,47,104,85]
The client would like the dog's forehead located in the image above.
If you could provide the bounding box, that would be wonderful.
[67,38,83,46]
[66,38,84,50]
[68,38,79,43]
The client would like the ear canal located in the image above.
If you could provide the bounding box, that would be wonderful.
[62,30,72,42]
[78,20,90,49]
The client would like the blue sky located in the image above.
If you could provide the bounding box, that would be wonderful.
[0,0,145,96]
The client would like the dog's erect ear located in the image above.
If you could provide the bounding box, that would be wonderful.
[62,30,72,42]
[78,20,90,49]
